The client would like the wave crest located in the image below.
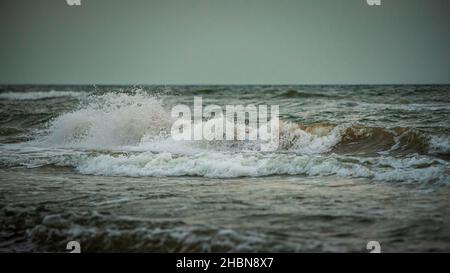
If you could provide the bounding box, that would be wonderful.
[0,90,86,100]
[37,92,173,148]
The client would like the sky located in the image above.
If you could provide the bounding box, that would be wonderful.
[0,0,449,85]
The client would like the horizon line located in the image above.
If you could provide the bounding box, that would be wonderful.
[1,83,450,86]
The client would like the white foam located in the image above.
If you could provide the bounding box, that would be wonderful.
[29,91,347,155]
[428,135,450,154]
[3,91,447,184]
[279,122,343,154]
[68,152,449,183]
[36,92,173,149]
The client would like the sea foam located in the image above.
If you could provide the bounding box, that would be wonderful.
[37,92,173,149]
[3,91,448,184]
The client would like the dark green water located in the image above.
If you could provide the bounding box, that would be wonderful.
[0,85,449,252]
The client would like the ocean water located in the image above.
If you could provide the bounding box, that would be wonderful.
[0,85,449,252]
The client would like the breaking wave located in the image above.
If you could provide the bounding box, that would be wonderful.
[27,92,448,156]
[69,152,448,183]
[1,91,448,183]
[36,92,173,148]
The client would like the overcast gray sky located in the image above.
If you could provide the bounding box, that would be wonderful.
[0,0,449,85]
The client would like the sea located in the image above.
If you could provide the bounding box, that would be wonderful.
[0,84,449,252]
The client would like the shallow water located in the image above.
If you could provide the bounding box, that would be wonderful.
[0,85,449,252]
[1,167,449,252]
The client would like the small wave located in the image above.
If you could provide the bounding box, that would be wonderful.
[279,122,341,154]
[0,91,87,101]
[354,101,450,111]
[277,90,335,99]
[0,127,26,136]
[22,211,271,252]
[279,123,443,156]
[67,152,448,183]
[2,143,447,183]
